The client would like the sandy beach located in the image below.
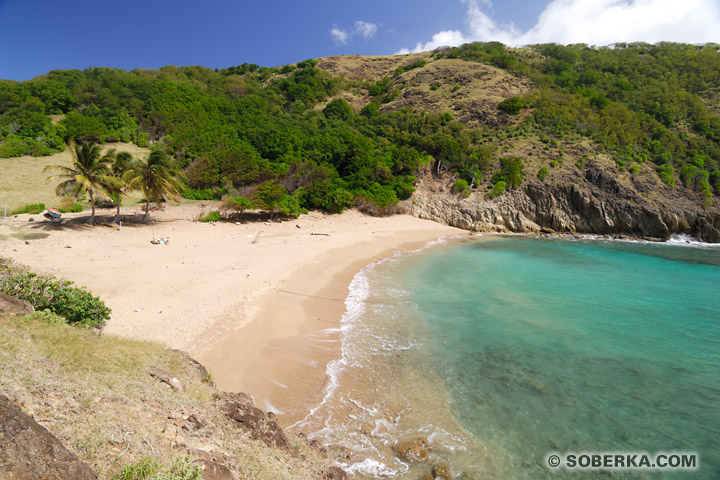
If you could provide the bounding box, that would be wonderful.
[0,204,462,420]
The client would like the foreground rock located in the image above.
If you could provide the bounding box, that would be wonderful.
[0,394,98,480]
[0,293,34,316]
[220,392,301,457]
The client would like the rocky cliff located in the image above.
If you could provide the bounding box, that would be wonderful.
[411,159,720,243]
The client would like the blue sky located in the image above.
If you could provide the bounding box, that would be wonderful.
[0,0,718,81]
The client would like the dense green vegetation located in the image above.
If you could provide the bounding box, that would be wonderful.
[0,257,111,328]
[2,42,720,212]
[441,41,720,200]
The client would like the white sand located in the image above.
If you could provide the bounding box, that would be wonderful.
[0,204,463,417]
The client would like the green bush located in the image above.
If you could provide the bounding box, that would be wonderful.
[487,181,507,199]
[183,187,223,200]
[629,164,640,175]
[491,157,524,189]
[200,211,221,222]
[115,456,201,480]
[58,202,83,213]
[537,166,550,181]
[11,203,46,215]
[0,260,110,328]
[657,164,675,188]
[497,96,523,114]
[452,179,469,193]
[0,135,32,157]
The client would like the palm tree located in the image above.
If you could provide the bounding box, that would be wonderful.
[103,149,134,223]
[125,150,186,222]
[44,142,119,225]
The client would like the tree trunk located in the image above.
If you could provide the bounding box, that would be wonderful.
[89,191,96,226]
[114,193,121,224]
[144,198,150,222]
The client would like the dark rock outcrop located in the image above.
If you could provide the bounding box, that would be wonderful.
[219,392,300,457]
[412,169,720,242]
[324,465,349,480]
[0,293,34,316]
[191,458,237,480]
[0,394,97,480]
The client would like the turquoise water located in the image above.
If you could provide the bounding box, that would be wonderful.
[303,236,720,479]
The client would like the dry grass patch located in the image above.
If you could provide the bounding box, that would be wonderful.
[0,312,338,479]
[0,143,150,212]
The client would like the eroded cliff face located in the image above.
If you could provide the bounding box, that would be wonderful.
[411,163,720,243]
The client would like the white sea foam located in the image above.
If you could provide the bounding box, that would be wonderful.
[665,233,720,248]
[291,236,456,431]
[344,458,403,477]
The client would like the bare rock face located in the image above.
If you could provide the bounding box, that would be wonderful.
[0,394,98,480]
[0,293,34,316]
[219,392,300,457]
[412,168,720,242]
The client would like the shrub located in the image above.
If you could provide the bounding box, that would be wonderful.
[200,211,221,222]
[491,157,524,189]
[115,456,201,480]
[0,260,110,328]
[182,187,223,200]
[11,203,46,215]
[629,164,640,175]
[58,199,83,213]
[537,166,550,181]
[486,181,507,199]
[430,84,439,91]
[657,164,675,188]
[575,157,588,168]
[452,179,469,193]
[497,96,523,114]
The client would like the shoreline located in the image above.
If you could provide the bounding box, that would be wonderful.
[0,204,463,424]
[193,231,464,423]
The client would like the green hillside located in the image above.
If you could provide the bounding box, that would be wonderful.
[1,42,719,215]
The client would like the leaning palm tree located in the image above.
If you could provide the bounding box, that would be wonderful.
[103,149,134,223]
[125,150,186,222]
[44,142,119,225]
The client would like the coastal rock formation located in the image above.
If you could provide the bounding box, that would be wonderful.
[0,293,34,316]
[412,164,720,242]
[0,394,98,480]
[220,392,301,457]
[393,437,431,463]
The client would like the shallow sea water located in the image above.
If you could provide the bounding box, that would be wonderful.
[297,235,720,479]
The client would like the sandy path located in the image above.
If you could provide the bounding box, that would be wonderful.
[0,204,463,418]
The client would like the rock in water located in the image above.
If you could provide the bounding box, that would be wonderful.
[393,437,430,463]
[0,394,98,479]
[432,462,453,480]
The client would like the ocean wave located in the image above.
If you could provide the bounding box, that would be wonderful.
[343,458,403,478]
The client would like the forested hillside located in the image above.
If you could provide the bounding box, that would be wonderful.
[1,42,719,222]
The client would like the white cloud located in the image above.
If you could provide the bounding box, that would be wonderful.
[355,21,378,39]
[331,26,350,45]
[330,20,379,45]
[398,0,720,53]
